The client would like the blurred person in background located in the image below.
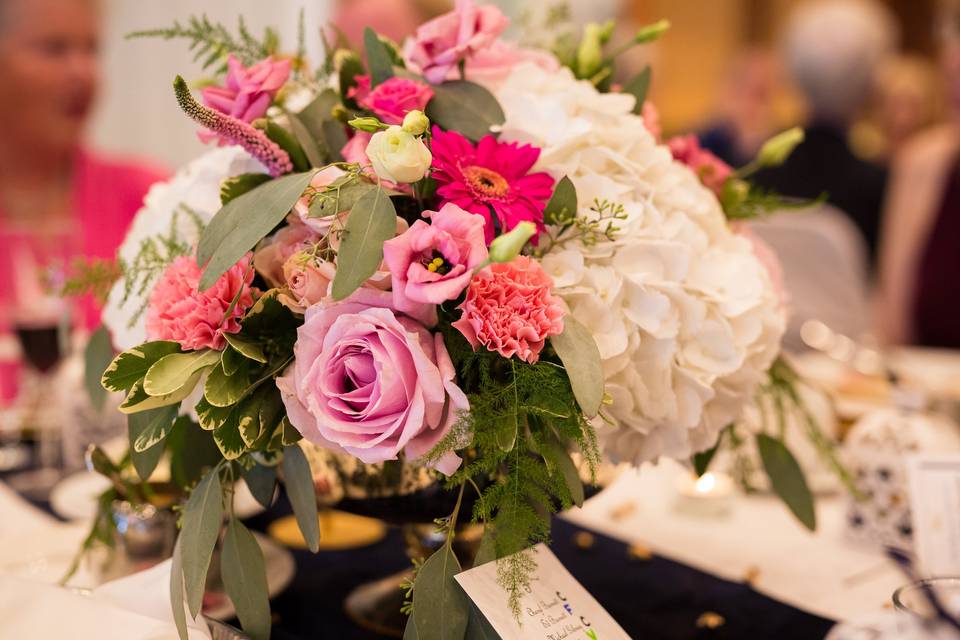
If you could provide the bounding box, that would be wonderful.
[854,55,944,162]
[752,0,896,269]
[0,0,165,400]
[699,49,782,168]
[876,0,960,348]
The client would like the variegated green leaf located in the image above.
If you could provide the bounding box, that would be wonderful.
[223,333,267,363]
[119,373,202,415]
[101,341,180,392]
[143,350,221,397]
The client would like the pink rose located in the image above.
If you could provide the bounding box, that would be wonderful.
[293,166,349,234]
[146,254,256,351]
[463,40,559,85]
[402,0,509,84]
[200,54,292,145]
[348,75,434,125]
[278,254,337,314]
[453,256,565,364]
[383,203,488,316]
[253,217,320,287]
[276,289,468,474]
[667,134,733,196]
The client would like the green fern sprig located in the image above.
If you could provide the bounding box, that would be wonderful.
[127,14,278,71]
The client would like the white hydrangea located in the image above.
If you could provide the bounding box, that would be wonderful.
[102,146,267,350]
[488,64,785,464]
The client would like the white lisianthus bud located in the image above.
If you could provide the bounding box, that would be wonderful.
[488,222,537,263]
[366,126,432,184]
[401,110,430,135]
[348,116,386,133]
[757,127,804,168]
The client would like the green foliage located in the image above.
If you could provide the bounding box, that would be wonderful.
[757,433,816,530]
[623,66,652,114]
[60,256,122,303]
[83,327,114,411]
[221,173,272,206]
[536,197,627,255]
[330,186,398,300]
[720,178,826,221]
[282,444,320,552]
[542,176,578,227]
[221,519,271,640]
[364,27,395,87]
[128,15,277,72]
[425,81,505,142]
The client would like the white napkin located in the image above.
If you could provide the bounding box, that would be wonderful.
[0,561,211,640]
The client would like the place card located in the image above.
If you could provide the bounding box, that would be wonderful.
[455,543,630,640]
[907,453,960,575]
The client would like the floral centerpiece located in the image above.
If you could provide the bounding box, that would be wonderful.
[66,4,837,639]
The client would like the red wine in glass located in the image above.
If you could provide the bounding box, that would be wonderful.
[14,323,62,373]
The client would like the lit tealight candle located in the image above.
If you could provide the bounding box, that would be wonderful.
[674,471,735,517]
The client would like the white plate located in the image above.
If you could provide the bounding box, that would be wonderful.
[204,532,296,621]
[50,471,265,521]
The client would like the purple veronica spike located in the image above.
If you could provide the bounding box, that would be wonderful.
[173,75,293,176]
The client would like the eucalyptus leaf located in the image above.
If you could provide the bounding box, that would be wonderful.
[287,112,325,168]
[338,53,365,108]
[425,81,505,142]
[364,27,394,86]
[168,418,221,489]
[169,536,189,640]
[243,463,277,509]
[465,603,499,640]
[223,333,268,363]
[298,89,340,160]
[132,403,179,453]
[411,544,469,640]
[119,373,202,414]
[181,469,224,618]
[128,405,177,479]
[473,527,496,567]
[623,66,652,114]
[264,120,310,172]
[757,433,816,531]
[543,176,578,227]
[331,186,397,300]
[308,180,376,219]
[220,173,272,206]
[282,444,320,552]
[402,618,420,640]
[143,350,221,397]
[84,326,113,411]
[550,316,604,418]
[693,429,724,477]
[221,519,271,640]
[102,341,180,392]
[204,361,249,408]
[197,170,319,291]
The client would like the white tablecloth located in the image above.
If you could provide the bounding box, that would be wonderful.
[565,460,905,622]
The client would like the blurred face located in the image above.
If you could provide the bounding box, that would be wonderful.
[0,0,100,156]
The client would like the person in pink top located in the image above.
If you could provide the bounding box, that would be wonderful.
[0,0,166,400]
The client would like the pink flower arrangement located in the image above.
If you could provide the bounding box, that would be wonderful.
[383,203,488,315]
[430,127,555,244]
[200,54,291,144]
[278,254,337,314]
[253,217,320,288]
[667,134,732,196]
[402,0,509,83]
[453,256,565,364]
[347,75,434,125]
[145,254,256,351]
[276,289,468,474]
[292,166,349,234]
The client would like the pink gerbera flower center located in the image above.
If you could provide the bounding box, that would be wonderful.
[461,164,511,200]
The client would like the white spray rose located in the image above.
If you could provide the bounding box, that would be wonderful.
[365,126,432,184]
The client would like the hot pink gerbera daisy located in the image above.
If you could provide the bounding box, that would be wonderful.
[430,126,555,244]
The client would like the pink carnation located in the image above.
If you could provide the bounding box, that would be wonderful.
[348,75,434,125]
[667,134,732,196]
[146,254,255,351]
[431,127,555,244]
[200,54,291,145]
[276,289,468,474]
[383,203,488,315]
[453,256,565,364]
[402,0,509,84]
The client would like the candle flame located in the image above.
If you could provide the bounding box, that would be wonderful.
[695,473,716,494]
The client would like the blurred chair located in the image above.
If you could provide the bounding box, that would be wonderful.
[749,205,870,351]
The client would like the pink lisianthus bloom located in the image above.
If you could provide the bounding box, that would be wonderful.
[347,75,434,125]
[667,134,733,196]
[462,40,559,85]
[402,0,509,84]
[292,166,349,234]
[199,54,292,145]
[453,256,565,364]
[276,288,468,474]
[383,203,487,315]
[146,254,256,351]
[253,216,321,287]
[430,126,555,244]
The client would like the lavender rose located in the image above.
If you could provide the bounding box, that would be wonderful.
[276,289,468,474]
